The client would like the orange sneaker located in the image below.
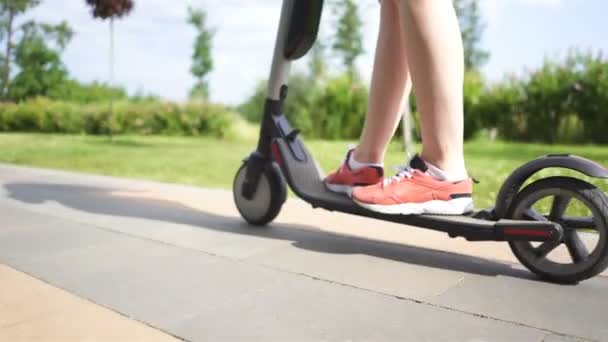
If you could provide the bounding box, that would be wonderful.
[352,155,474,215]
[324,149,384,195]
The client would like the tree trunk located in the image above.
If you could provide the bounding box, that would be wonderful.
[108,18,115,138]
[109,17,114,86]
[2,10,14,99]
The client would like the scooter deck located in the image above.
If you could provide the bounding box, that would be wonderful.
[272,137,562,242]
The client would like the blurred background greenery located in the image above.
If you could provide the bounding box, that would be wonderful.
[0,0,606,209]
[0,0,606,144]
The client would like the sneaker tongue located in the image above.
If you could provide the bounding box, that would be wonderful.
[409,155,429,172]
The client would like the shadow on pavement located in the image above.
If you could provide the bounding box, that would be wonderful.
[4,182,536,281]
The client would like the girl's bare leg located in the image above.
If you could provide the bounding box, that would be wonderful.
[396,0,467,177]
[353,0,412,164]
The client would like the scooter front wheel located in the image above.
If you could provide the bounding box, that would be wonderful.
[233,162,286,226]
[508,176,608,284]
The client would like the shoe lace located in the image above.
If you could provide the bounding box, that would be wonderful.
[383,165,415,187]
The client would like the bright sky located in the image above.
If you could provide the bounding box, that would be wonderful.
[28,0,608,105]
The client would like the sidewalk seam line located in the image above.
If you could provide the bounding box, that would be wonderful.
[251,264,595,342]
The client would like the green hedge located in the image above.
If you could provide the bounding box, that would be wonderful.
[239,73,368,140]
[2,52,606,145]
[240,51,608,144]
[50,80,129,104]
[474,52,608,144]
[0,97,236,138]
[239,71,490,141]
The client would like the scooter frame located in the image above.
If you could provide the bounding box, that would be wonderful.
[239,0,608,245]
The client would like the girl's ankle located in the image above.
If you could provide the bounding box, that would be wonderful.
[353,148,384,165]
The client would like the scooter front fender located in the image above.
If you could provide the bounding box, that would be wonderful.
[494,154,608,218]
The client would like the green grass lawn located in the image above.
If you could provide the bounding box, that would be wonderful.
[0,133,606,210]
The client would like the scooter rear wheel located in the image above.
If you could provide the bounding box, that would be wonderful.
[233,162,286,226]
[508,176,608,284]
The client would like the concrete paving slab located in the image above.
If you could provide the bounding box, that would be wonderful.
[2,164,606,277]
[543,334,589,342]
[171,272,547,342]
[0,179,533,282]
[0,203,549,341]
[0,181,294,260]
[0,264,178,342]
[431,274,608,340]
[0,206,117,264]
[1,164,606,341]
[249,230,520,301]
[0,180,534,303]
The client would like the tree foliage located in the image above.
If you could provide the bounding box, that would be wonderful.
[84,0,133,19]
[0,0,40,13]
[8,21,73,101]
[0,0,42,98]
[454,0,489,71]
[187,6,214,100]
[308,40,327,82]
[332,0,363,76]
[0,0,74,102]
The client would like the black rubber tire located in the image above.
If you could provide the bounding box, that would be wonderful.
[233,162,287,226]
[508,176,608,284]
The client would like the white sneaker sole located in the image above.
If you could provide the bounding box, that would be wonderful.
[353,197,474,215]
[324,182,354,197]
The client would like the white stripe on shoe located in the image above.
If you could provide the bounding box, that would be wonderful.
[353,197,474,215]
[325,182,354,197]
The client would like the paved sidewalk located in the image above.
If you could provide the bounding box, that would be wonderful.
[0,163,606,341]
[0,264,178,342]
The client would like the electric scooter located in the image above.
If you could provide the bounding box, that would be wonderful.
[232,0,608,284]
